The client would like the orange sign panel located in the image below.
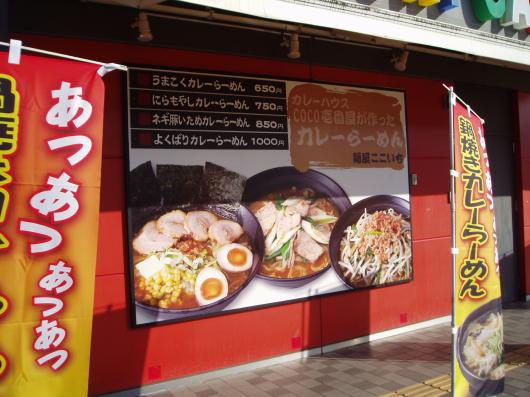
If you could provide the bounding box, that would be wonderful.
[288,83,406,172]
[452,98,504,397]
[0,53,105,397]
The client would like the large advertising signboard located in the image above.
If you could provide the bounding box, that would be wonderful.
[451,94,504,396]
[0,53,105,397]
[126,67,412,326]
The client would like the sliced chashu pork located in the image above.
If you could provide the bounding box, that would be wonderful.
[156,209,188,238]
[254,201,277,236]
[277,211,301,237]
[286,199,310,217]
[133,221,174,255]
[308,205,327,217]
[185,211,218,241]
[208,219,244,245]
[294,230,324,262]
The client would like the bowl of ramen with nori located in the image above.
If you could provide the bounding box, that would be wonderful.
[131,203,263,314]
[243,167,351,287]
[457,298,505,395]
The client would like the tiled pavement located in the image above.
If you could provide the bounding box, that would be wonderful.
[146,302,530,397]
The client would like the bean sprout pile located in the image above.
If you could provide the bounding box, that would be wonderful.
[339,208,411,286]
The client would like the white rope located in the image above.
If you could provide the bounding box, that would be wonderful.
[0,40,127,72]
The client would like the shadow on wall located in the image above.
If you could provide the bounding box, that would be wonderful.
[90,306,149,396]
[88,284,371,397]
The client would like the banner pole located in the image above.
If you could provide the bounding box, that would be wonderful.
[448,85,457,397]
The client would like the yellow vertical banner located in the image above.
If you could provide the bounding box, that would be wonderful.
[452,94,504,396]
[0,52,105,396]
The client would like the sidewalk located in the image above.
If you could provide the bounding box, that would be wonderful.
[143,302,530,397]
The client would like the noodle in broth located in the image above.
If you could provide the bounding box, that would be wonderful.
[462,312,504,380]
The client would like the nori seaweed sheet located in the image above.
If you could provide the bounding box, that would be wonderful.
[204,162,246,204]
[157,164,204,205]
[128,161,161,207]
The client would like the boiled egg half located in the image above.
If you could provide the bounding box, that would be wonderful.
[216,243,253,272]
[194,267,228,306]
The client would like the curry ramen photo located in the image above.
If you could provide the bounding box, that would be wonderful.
[249,187,339,280]
[330,195,412,289]
[242,166,352,284]
[132,206,260,311]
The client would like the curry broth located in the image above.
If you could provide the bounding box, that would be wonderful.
[260,248,330,278]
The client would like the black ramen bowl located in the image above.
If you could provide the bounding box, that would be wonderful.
[242,166,351,288]
[457,298,504,396]
[329,195,411,289]
[130,203,264,314]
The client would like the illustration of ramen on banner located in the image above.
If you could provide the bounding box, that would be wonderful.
[125,67,412,326]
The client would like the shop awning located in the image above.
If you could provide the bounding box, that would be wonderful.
[89,0,530,70]
[176,0,530,69]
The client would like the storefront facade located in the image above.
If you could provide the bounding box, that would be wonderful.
[2,0,530,395]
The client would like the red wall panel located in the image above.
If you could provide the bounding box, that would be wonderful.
[321,237,451,344]
[14,35,453,395]
[517,93,530,153]
[522,159,530,229]
[524,227,530,295]
[92,274,323,393]
[517,93,530,295]
[410,158,451,241]
[96,157,127,276]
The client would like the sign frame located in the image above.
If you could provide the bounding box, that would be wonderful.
[124,64,414,327]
